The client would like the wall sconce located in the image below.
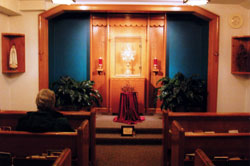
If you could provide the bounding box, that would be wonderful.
[152,57,159,75]
[97,57,104,75]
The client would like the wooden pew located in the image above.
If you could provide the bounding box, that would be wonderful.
[163,110,250,166]
[194,149,214,166]
[0,108,96,166]
[0,120,89,166]
[12,148,72,166]
[171,120,250,166]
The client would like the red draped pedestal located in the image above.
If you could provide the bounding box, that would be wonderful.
[113,92,145,124]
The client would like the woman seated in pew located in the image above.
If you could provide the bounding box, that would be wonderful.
[16,89,74,132]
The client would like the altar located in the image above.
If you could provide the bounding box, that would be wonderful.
[110,78,145,114]
[113,92,145,124]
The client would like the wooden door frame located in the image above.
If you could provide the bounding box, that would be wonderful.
[38,4,219,112]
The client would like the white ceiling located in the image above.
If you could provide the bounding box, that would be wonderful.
[75,0,250,8]
[19,0,250,9]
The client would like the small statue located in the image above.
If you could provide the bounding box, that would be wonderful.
[236,44,248,71]
[9,45,18,69]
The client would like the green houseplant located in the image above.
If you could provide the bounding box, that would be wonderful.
[52,76,102,110]
[156,72,207,112]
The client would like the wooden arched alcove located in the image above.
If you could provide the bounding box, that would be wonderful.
[39,4,219,112]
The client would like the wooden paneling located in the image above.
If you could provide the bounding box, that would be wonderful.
[148,14,166,108]
[39,15,49,89]
[110,78,145,114]
[91,15,108,108]
[207,17,219,112]
[109,14,147,27]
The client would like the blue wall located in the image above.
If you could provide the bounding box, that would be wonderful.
[49,13,90,86]
[167,14,209,80]
[48,13,208,86]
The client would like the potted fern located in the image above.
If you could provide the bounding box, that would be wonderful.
[52,76,102,111]
[156,72,207,112]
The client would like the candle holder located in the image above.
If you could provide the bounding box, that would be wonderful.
[97,57,104,75]
[152,57,159,75]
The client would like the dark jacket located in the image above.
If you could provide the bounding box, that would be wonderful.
[16,110,74,132]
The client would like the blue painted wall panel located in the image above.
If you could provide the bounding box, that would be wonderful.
[167,14,208,80]
[49,13,90,86]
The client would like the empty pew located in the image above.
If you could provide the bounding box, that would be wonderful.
[162,110,250,166]
[194,149,214,166]
[171,120,250,166]
[12,148,72,166]
[0,108,96,166]
[0,120,89,166]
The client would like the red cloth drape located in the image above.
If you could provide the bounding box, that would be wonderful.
[113,92,145,124]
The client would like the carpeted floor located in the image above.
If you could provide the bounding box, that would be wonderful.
[96,113,163,166]
[96,145,162,166]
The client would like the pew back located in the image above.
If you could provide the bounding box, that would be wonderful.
[171,120,250,166]
[0,120,89,166]
[0,109,96,166]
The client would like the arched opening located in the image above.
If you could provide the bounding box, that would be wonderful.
[39,5,219,112]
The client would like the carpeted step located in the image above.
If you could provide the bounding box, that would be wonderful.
[96,133,162,145]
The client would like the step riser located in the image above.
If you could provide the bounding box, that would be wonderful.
[96,138,162,145]
[96,128,162,134]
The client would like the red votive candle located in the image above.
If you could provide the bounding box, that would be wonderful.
[153,57,158,66]
[98,57,103,66]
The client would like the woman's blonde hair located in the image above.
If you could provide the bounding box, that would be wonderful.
[36,89,55,111]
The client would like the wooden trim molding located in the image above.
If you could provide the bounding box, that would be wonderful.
[38,4,219,112]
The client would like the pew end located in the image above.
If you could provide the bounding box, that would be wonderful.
[194,149,215,166]
[53,148,72,166]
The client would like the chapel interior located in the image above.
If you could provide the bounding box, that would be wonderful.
[0,0,249,166]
